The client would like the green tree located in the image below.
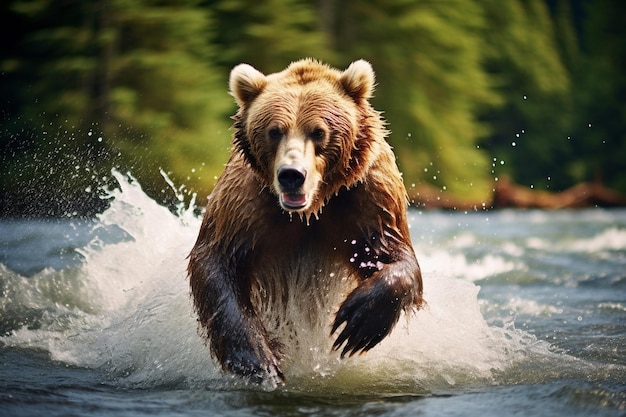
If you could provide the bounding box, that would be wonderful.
[320,0,498,202]
[479,0,626,195]
[102,0,232,195]
[1,0,112,215]
[1,0,231,215]
[479,0,575,191]
[568,0,626,192]
[208,0,332,73]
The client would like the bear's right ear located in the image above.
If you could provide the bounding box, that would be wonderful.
[229,64,267,106]
[340,60,375,103]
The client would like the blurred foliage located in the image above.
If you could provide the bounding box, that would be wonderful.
[1,0,232,215]
[207,0,333,71]
[568,0,626,192]
[1,0,625,216]
[480,0,574,191]
[322,0,497,199]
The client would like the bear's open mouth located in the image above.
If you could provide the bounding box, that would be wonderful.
[280,192,308,210]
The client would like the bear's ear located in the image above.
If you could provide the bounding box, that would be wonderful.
[229,64,267,106]
[340,60,375,102]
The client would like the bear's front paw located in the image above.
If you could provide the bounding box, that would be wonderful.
[222,337,285,388]
[331,278,403,358]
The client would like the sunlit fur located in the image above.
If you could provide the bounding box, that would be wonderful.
[230,59,384,219]
[189,59,423,387]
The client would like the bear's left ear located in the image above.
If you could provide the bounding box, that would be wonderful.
[229,63,267,106]
[340,60,375,102]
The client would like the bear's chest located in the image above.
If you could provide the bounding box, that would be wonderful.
[247,219,356,315]
[251,226,349,289]
[248,239,354,350]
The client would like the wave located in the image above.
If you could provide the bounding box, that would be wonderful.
[526,227,626,253]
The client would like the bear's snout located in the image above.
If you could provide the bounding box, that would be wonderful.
[276,165,309,210]
[277,165,306,192]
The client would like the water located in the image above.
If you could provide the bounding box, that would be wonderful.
[1,172,625,416]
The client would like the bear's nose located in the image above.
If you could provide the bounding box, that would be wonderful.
[277,166,306,191]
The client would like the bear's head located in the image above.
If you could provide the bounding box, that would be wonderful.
[229,59,387,219]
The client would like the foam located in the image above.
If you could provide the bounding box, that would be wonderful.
[568,227,626,252]
[415,247,520,283]
[526,227,626,255]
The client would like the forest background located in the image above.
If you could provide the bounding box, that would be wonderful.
[1,0,624,216]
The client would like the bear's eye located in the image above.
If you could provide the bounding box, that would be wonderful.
[268,127,283,141]
[310,128,326,142]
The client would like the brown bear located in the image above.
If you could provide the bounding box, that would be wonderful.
[188,58,423,386]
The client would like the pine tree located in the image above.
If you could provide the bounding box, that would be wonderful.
[321,0,497,202]
[208,0,332,73]
[101,0,232,196]
[569,0,626,192]
[479,0,575,191]
[1,0,232,214]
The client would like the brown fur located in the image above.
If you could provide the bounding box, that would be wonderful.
[188,59,423,386]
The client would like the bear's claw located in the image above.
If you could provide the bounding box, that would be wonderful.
[331,278,402,357]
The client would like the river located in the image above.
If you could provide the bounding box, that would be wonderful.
[1,172,625,416]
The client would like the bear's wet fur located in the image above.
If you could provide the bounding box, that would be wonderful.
[188,59,423,386]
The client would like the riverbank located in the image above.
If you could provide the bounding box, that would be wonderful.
[409,177,626,210]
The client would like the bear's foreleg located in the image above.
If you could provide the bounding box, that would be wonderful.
[331,244,422,358]
[189,255,285,386]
